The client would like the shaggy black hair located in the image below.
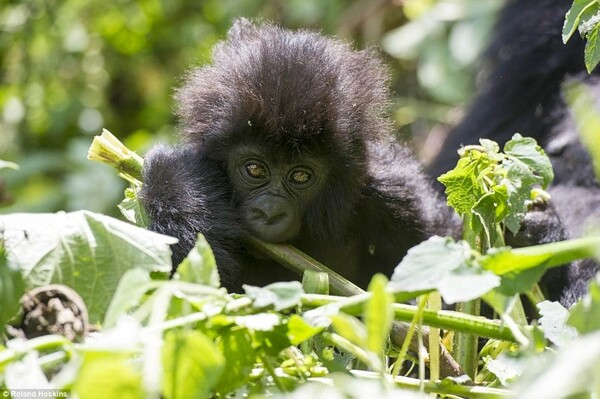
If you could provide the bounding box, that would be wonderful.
[142,19,458,290]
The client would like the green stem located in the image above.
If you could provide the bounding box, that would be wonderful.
[427,292,442,382]
[454,213,482,378]
[525,283,546,313]
[454,300,481,379]
[0,335,74,369]
[391,296,427,376]
[301,294,520,342]
[322,332,380,371]
[244,235,363,296]
[481,236,600,275]
[260,352,288,392]
[348,370,513,398]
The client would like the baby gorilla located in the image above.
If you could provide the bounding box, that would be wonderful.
[141,19,458,291]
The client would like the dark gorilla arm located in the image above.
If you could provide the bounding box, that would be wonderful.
[356,142,460,287]
[139,145,246,291]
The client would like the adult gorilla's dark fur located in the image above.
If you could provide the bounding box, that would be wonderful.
[140,19,457,292]
[428,0,600,306]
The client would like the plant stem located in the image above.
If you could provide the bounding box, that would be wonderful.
[0,335,73,368]
[454,300,481,378]
[244,235,363,296]
[454,213,482,378]
[323,332,381,371]
[301,294,519,342]
[348,370,513,398]
[260,352,288,392]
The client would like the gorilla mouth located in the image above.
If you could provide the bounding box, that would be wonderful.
[247,218,299,243]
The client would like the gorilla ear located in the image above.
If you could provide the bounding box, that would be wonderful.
[228,18,258,40]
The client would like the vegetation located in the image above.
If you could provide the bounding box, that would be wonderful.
[0,130,599,398]
[2,0,600,398]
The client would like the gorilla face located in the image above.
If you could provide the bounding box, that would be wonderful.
[228,144,328,243]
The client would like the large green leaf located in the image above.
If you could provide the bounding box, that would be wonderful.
[1,211,176,323]
[0,247,25,332]
[73,357,145,399]
[175,233,220,287]
[364,274,393,357]
[390,236,500,304]
[162,330,225,399]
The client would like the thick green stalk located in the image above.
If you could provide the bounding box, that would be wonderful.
[244,235,364,296]
[348,370,513,398]
[87,129,144,183]
[455,213,482,378]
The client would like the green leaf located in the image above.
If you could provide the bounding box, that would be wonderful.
[585,23,600,72]
[4,352,50,391]
[569,275,600,334]
[480,236,600,275]
[244,281,304,311]
[563,79,600,179]
[515,329,600,398]
[502,134,553,234]
[438,156,484,215]
[118,187,150,228]
[215,328,256,395]
[234,313,281,331]
[563,0,597,42]
[0,246,25,332]
[390,236,500,304]
[103,268,155,327]
[162,330,225,399]
[495,266,547,298]
[485,354,525,386]
[472,191,506,248]
[73,357,145,399]
[1,211,176,323]
[504,134,553,189]
[331,313,367,347]
[364,274,393,357]
[254,322,294,356]
[175,234,220,287]
[538,301,578,346]
[286,314,322,345]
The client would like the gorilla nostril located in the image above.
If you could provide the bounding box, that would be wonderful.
[266,212,287,225]
[251,207,268,220]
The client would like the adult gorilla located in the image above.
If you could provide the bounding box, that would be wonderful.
[428,0,600,306]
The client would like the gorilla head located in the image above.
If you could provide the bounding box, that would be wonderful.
[176,19,394,247]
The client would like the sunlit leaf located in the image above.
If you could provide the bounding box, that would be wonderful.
[162,330,225,399]
[1,211,175,322]
[175,234,220,287]
[364,274,393,356]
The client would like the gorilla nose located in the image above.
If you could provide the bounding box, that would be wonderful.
[247,200,298,242]
[251,203,288,225]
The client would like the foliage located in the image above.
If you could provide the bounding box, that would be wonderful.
[1,133,600,398]
[382,0,501,105]
[1,0,494,216]
[563,0,600,72]
[1,0,389,216]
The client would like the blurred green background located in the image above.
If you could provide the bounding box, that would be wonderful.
[0,0,502,216]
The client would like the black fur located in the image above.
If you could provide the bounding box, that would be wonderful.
[139,145,245,291]
[428,0,600,306]
[142,19,458,291]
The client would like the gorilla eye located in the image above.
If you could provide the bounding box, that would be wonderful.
[289,169,312,185]
[244,162,268,180]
